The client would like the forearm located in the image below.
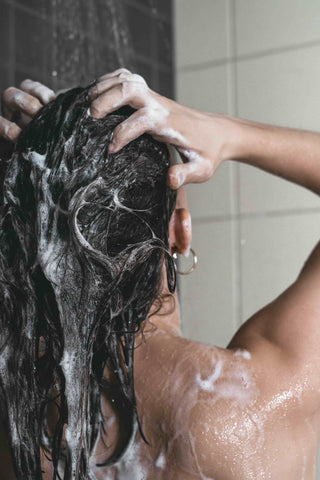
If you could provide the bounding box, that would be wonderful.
[227,115,320,195]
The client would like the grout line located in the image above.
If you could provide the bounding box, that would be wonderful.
[3,0,49,21]
[227,0,243,333]
[133,53,173,74]
[172,0,180,305]
[191,206,320,225]
[150,3,159,92]
[226,0,239,337]
[15,52,172,83]
[177,37,320,74]
[172,0,177,101]
[8,1,15,85]
[124,0,170,24]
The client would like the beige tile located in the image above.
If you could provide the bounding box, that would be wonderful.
[240,212,320,323]
[235,0,320,56]
[174,0,229,69]
[239,163,320,214]
[185,161,233,218]
[237,45,320,130]
[176,63,230,113]
[176,65,234,217]
[180,220,237,348]
[176,64,234,217]
[237,46,320,213]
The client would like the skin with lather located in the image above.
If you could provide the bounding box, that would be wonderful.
[1,70,320,479]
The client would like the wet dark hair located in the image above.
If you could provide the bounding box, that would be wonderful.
[0,85,176,479]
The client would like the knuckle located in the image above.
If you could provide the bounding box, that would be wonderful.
[90,102,103,117]
[118,68,131,75]
[30,99,41,112]
[2,86,16,100]
[6,125,15,141]
[19,78,32,88]
[88,83,99,99]
[6,124,19,142]
[131,73,147,85]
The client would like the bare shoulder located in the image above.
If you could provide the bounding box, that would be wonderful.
[227,285,320,422]
[134,325,319,478]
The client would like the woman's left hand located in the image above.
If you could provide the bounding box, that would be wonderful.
[0,79,55,142]
[88,68,236,190]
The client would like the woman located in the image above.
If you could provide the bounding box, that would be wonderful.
[1,69,320,480]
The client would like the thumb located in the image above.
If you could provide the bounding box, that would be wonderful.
[167,163,195,190]
[167,160,211,189]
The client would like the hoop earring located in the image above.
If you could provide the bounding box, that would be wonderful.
[173,248,198,275]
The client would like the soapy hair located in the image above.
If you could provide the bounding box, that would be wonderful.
[0,85,176,479]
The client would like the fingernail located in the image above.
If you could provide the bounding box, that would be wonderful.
[108,141,117,152]
[182,246,190,258]
[169,171,184,190]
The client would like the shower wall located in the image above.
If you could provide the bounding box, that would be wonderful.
[0,0,174,99]
[174,1,320,475]
[175,0,320,349]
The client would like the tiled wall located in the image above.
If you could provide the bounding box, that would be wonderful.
[174,0,320,474]
[175,0,320,347]
[0,0,174,99]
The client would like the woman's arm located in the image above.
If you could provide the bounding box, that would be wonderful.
[229,116,320,195]
[0,80,55,210]
[90,69,320,379]
[0,79,55,144]
[89,69,320,196]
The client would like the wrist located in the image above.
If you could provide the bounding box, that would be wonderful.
[217,114,251,163]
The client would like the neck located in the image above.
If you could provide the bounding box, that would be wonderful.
[135,265,181,346]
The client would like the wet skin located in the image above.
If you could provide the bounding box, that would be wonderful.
[89,253,320,480]
[2,73,320,479]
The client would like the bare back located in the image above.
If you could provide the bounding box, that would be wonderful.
[90,320,320,480]
[90,237,320,479]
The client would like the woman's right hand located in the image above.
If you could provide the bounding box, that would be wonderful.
[89,68,238,189]
[0,79,55,143]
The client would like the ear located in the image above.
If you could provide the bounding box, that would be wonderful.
[169,207,192,257]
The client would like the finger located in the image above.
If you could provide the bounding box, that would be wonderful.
[167,161,209,190]
[0,115,22,142]
[19,79,55,105]
[18,112,33,128]
[97,68,132,82]
[109,109,153,152]
[90,76,149,118]
[90,84,125,118]
[2,87,43,118]
[88,75,130,101]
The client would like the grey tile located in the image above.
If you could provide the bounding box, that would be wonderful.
[175,0,229,68]
[133,59,154,88]
[0,65,10,94]
[185,161,233,219]
[14,67,50,89]
[240,212,320,322]
[239,163,320,215]
[125,4,153,59]
[0,2,11,63]
[235,0,320,57]
[237,45,320,214]
[15,0,47,16]
[15,8,47,69]
[158,68,174,98]
[153,0,172,19]
[237,45,320,130]
[177,63,230,113]
[156,18,173,68]
[180,220,237,348]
